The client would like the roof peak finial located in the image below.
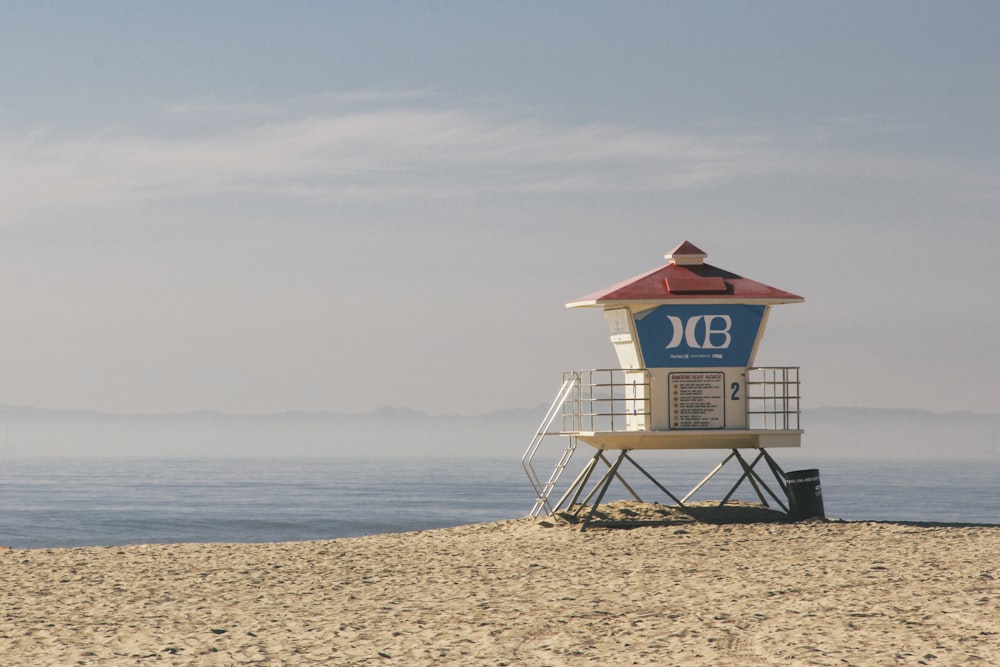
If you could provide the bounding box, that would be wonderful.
[666,240,707,266]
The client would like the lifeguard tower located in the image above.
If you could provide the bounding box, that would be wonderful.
[523,241,807,527]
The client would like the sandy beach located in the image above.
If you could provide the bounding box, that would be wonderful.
[2,503,998,666]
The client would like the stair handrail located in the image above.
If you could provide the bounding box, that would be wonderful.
[522,373,580,516]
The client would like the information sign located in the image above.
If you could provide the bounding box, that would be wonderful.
[669,372,726,429]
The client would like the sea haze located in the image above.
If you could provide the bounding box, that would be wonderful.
[2,405,997,548]
[1,404,998,460]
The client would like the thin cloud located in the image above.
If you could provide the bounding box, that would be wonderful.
[0,110,763,218]
[3,99,995,220]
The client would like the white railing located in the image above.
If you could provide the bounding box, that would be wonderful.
[522,376,581,517]
[561,369,652,433]
[556,367,801,433]
[746,366,801,430]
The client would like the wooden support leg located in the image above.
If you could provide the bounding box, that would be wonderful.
[580,450,630,531]
[623,452,686,507]
[682,451,736,504]
[718,450,790,513]
[726,449,769,507]
[553,449,603,515]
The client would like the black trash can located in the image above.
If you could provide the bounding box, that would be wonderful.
[785,469,825,520]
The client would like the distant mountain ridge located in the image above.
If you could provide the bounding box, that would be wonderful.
[798,406,999,460]
[0,403,548,459]
[1,404,997,460]
[0,403,543,422]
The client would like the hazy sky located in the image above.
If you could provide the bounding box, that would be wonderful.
[2,2,998,416]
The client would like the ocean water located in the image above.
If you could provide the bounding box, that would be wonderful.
[1,455,997,549]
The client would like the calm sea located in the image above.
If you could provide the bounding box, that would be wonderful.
[1,455,997,549]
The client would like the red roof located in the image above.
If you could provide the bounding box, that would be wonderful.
[566,242,804,307]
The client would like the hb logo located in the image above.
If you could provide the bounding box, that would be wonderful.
[665,315,733,349]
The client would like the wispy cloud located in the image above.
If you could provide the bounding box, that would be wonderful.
[0,98,765,218]
[3,96,997,220]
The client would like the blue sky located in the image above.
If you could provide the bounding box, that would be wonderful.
[2,2,998,415]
